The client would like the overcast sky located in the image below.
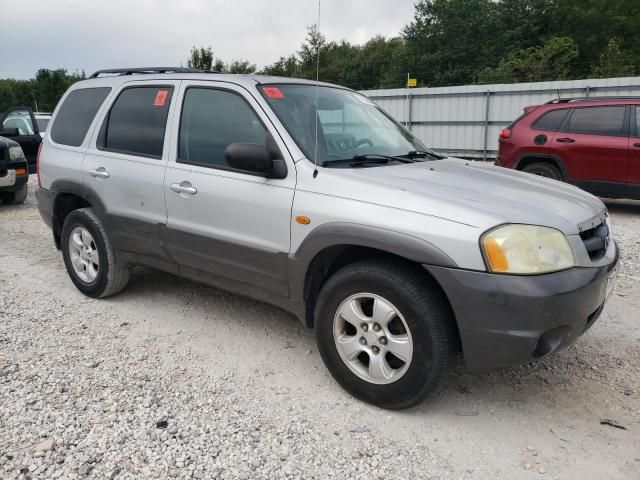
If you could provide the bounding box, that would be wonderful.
[0,0,416,79]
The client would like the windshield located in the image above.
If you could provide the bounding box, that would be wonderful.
[259,84,437,165]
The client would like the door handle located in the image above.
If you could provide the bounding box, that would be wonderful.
[556,137,575,143]
[170,181,197,195]
[88,167,110,178]
[633,143,640,148]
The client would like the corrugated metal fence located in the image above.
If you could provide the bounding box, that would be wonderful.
[361,77,640,160]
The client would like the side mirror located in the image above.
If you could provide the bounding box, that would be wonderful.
[224,143,287,179]
[0,128,20,137]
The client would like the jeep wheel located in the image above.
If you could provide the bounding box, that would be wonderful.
[522,162,563,181]
[0,183,27,204]
[61,208,129,298]
[314,260,455,410]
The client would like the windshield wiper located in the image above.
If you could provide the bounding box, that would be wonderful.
[322,154,415,167]
[402,150,446,160]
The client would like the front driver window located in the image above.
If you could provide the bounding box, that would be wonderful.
[178,88,268,169]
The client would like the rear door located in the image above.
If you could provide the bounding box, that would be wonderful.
[83,81,180,260]
[551,105,628,197]
[163,81,296,296]
[0,107,41,173]
[629,105,640,198]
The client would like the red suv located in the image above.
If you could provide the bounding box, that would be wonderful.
[497,97,640,199]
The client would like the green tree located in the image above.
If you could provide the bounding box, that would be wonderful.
[403,0,503,86]
[260,55,300,77]
[227,60,257,74]
[0,69,83,112]
[477,37,579,83]
[590,39,636,78]
[213,59,226,72]
[497,0,562,52]
[554,0,640,77]
[351,36,408,89]
[297,24,329,80]
[187,46,216,70]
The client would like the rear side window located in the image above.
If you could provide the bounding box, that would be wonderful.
[532,109,568,131]
[566,106,626,136]
[178,88,268,168]
[50,87,111,146]
[102,86,173,158]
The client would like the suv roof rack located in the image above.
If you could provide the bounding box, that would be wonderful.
[89,67,215,78]
[545,96,640,104]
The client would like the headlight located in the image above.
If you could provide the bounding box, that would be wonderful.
[481,224,575,274]
[8,146,25,161]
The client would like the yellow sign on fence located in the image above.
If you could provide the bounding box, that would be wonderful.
[407,78,417,87]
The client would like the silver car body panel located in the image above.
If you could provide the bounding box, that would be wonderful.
[39,72,611,276]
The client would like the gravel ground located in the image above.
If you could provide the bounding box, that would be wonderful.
[1,178,639,480]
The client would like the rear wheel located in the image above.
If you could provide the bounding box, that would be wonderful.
[0,183,27,204]
[314,259,455,410]
[61,208,129,298]
[522,162,563,181]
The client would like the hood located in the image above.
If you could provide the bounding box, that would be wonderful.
[316,158,605,235]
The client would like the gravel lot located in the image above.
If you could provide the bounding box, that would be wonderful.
[1,178,639,480]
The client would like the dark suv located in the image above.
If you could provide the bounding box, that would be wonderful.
[497,97,640,199]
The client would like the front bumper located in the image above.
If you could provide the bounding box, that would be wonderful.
[425,241,619,371]
[0,170,28,191]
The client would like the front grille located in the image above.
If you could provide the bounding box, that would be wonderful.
[580,222,609,260]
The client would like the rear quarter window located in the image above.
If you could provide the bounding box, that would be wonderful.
[50,87,111,147]
[531,109,568,131]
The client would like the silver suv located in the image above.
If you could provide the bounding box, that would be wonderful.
[36,68,619,409]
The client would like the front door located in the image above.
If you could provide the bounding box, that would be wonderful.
[164,82,296,297]
[0,107,41,173]
[551,105,628,197]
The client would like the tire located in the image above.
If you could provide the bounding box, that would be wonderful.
[314,259,455,410]
[61,208,130,298]
[0,183,27,204]
[522,162,563,181]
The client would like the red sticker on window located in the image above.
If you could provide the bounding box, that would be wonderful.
[262,86,285,99]
[154,90,168,106]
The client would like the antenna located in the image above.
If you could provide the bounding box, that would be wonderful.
[312,0,321,178]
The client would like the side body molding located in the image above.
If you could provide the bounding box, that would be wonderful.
[287,222,457,309]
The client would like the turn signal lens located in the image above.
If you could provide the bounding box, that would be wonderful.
[483,237,509,272]
[295,215,311,225]
[481,224,575,274]
[14,168,27,176]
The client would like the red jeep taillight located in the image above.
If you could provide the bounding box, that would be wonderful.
[499,128,512,138]
[36,141,43,187]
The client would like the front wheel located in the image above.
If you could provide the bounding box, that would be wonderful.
[314,260,456,410]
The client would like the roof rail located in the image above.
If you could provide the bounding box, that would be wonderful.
[545,96,640,104]
[89,67,213,78]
